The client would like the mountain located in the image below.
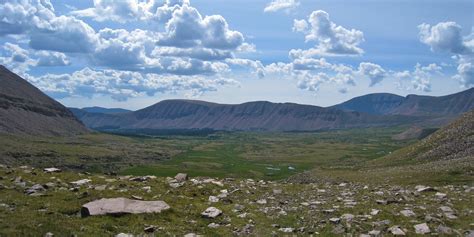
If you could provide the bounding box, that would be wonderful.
[80,107,131,114]
[72,99,420,132]
[377,110,473,169]
[331,93,404,115]
[0,66,88,136]
[332,88,474,116]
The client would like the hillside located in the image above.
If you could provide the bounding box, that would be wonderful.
[374,110,473,170]
[332,88,474,116]
[72,100,419,132]
[332,93,405,115]
[0,66,88,136]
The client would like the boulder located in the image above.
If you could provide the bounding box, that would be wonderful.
[414,223,430,234]
[400,209,416,217]
[388,226,406,235]
[81,198,170,217]
[43,168,61,173]
[175,173,188,182]
[201,207,222,218]
[70,179,91,186]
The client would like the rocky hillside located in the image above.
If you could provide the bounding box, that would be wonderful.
[0,166,472,236]
[72,100,418,132]
[376,110,473,169]
[333,88,474,116]
[0,66,88,136]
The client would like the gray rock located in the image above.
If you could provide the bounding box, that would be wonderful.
[70,179,91,186]
[44,232,54,237]
[400,209,416,217]
[175,173,188,182]
[436,225,452,235]
[208,223,220,228]
[25,184,46,195]
[368,230,381,236]
[329,217,341,224]
[201,207,222,218]
[341,213,354,222]
[278,228,294,233]
[81,198,170,217]
[208,196,219,203]
[388,226,406,235]
[414,223,430,234]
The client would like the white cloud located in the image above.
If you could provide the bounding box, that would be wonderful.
[264,0,300,13]
[358,62,387,86]
[418,22,473,55]
[292,10,364,57]
[393,63,442,92]
[453,58,474,88]
[0,43,36,74]
[419,21,474,89]
[26,67,239,101]
[36,51,70,66]
[157,4,244,50]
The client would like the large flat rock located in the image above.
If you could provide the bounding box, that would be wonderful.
[81,198,170,217]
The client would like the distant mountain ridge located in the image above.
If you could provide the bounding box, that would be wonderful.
[0,65,88,136]
[72,88,473,133]
[80,107,132,114]
[332,88,474,116]
[71,99,422,132]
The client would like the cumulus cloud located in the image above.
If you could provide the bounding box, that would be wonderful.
[358,62,387,86]
[418,22,473,55]
[393,63,442,92]
[264,0,300,13]
[292,10,365,57]
[157,5,244,50]
[453,58,474,88]
[0,43,36,74]
[419,21,474,89]
[26,68,239,101]
[36,51,70,66]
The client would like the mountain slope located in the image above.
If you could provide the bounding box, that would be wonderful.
[0,66,88,136]
[81,107,131,114]
[376,109,473,168]
[73,99,419,132]
[332,93,404,115]
[332,88,474,116]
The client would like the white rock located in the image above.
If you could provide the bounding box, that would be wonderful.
[81,198,170,217]
[400,209,416,217]
[414,223,430,234]
[279,228,294,233]
[70,179,91,186]
[201,207,222,218]
[208,196,219,203]
[388,226,406,235]
[256,199,267,205]
[370,209,380,215]
[116,234,134,237]
[174,173,188,182]
[329,217,341,224]
[208,223,220,228]
[43,168,61,173]
[341,213,354,222]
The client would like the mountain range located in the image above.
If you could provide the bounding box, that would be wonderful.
[71,87,473,133]
[1,65,473,135]
[0,66,87,136]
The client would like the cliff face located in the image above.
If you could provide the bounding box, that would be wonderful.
[0,66,88,136]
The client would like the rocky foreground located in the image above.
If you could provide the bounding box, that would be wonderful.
[0,165,473,236]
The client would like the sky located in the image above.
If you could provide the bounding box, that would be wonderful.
[0,0,473,110]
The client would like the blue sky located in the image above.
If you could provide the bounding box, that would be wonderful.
[1,0,473,110]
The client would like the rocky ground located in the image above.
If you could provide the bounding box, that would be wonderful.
[0,165,473,236]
